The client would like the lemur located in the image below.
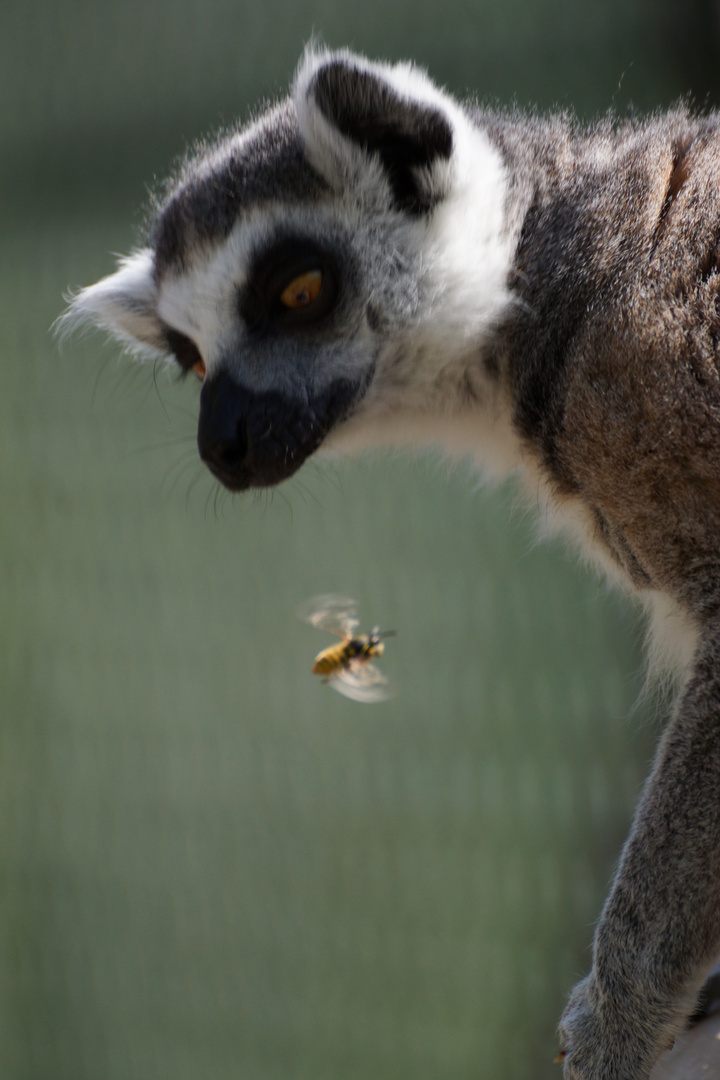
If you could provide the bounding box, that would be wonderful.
[63,47,720,1080]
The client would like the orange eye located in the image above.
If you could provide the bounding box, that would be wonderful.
[280,269,323,309]
[193,357,206,380]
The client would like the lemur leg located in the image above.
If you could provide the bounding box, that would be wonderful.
[559,616,720,1080]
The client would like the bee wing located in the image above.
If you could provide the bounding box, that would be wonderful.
[329,660,393,704]
[297,594,359,638]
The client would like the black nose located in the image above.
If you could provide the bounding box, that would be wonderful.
[197,371,329,491]
[196,370,362,491]
[197,372,251,487]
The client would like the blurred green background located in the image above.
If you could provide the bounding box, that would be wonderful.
[2,2,718,1078]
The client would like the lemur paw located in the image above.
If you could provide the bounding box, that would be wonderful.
[558,974,662,1080]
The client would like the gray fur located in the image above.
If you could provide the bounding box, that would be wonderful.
[63,48,720,1080]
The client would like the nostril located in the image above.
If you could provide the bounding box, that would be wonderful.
[197,372,250,472]
[203,423,249,470]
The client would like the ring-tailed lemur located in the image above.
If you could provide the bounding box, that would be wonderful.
[63,47,720,1080]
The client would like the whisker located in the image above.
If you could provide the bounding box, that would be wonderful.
[151,360,171,424]
[184,467,210,512]
[123,433,197,460]
[162,451,204,500]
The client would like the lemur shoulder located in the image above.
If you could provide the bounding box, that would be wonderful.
[63,48,720,1080]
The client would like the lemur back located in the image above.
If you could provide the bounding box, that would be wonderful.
[63,49,720,1080]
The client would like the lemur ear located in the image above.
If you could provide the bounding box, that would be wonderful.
[59,248,167,358]
[294,50,455,214]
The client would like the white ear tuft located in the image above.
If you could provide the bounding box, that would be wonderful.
[292,48,383,198]
[292,48,458,213]
[57,248,167,359]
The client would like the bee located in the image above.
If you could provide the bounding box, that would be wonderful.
[298,594,395,703]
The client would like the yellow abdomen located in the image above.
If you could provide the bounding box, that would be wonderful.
[311,643,349,676]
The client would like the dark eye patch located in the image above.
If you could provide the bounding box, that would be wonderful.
[239,238,339,332]
[164,327,206,378]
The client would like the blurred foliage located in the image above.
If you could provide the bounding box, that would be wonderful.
[1,2,717,1079]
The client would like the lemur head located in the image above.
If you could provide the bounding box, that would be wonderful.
[65,49,512,490]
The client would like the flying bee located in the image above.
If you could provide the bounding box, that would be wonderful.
[298,594,396,704]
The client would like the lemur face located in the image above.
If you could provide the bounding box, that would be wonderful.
[157,200,379,490]
[64,51,511,490]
